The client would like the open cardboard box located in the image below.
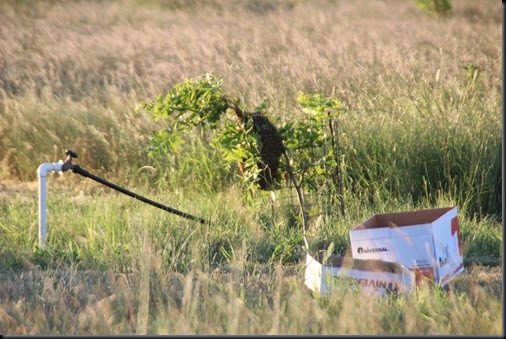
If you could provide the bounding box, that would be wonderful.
[349,207,464,287]
[304,252,416,296]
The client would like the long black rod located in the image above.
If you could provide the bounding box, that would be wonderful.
[71,165,208,224]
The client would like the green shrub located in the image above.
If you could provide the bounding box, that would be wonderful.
[416,0,452,15]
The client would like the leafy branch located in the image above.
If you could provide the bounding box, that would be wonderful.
[140,73,347,221]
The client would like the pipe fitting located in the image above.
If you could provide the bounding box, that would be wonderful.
[37,161,64,248]
[37,162,64,177]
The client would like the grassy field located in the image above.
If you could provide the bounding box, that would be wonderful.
[0,0,503,335]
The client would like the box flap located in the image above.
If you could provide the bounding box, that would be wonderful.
[349,227,391,241]
[353,207,454,230]
[310,252,409,275]
[390,224,433,238]
[304,253,323,293]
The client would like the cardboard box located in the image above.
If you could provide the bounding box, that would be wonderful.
[304,252,416,296]
[349,207,464,286]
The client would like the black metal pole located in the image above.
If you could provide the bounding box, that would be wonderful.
[71,164,208,224]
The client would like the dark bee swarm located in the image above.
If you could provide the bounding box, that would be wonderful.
[236,109,285,190]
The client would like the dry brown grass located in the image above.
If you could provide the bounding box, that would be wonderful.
[0,0,501,194]
[0,0,502,335]
[0,262,502,335]
[0,0,501,103]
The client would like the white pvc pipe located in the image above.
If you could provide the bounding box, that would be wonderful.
[37,161,63,248]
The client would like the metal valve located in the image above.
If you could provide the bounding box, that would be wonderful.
[61,149,78,172]
[65,149,78,159]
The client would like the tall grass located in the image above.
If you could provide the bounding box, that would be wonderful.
[0,184,501,273]
[0,0,501,217]
[0,259,502,334]
[0,0,502,335]
[339,73,501,218]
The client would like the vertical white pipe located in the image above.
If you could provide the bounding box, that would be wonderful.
[38,171,47,248]
[37,162,63,248]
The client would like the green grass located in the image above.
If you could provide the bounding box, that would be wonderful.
[0,183,501,272]
[0,0,502,335]
[0,184,503,335]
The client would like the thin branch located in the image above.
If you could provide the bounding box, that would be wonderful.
[282,150,309,251]
[328,114,345,216]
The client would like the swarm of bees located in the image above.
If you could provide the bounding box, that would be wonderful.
[233,106,285,190]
